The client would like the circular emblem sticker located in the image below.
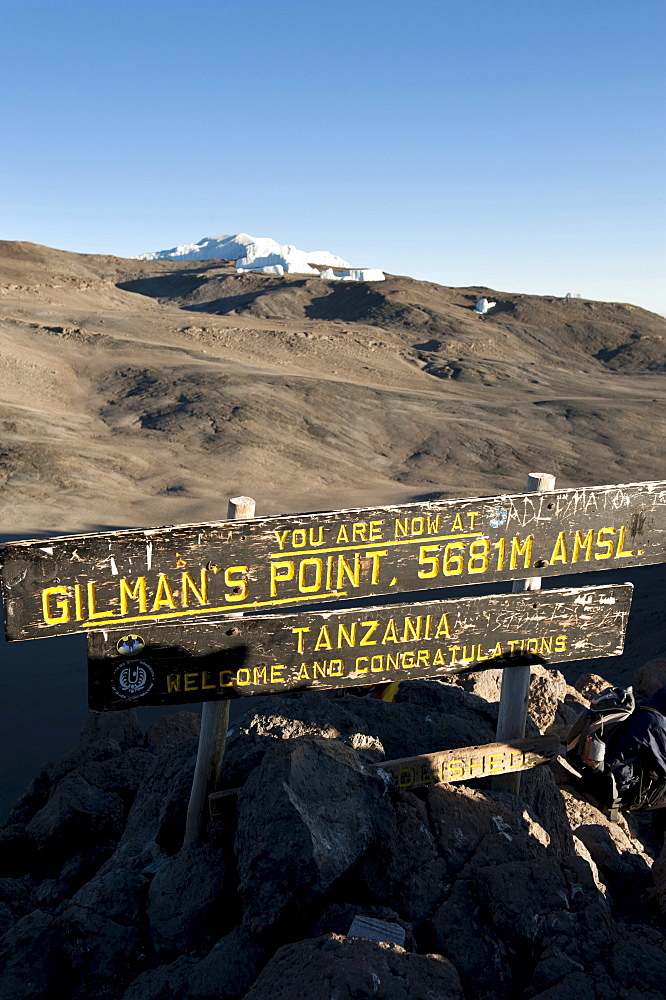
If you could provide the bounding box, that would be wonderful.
[112,660,154,700]
[116,634,145,656]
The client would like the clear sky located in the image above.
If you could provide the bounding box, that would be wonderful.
[1,1,664,314]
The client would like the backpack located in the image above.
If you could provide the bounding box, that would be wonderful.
[567,686,666,817]
[566,685,636,774]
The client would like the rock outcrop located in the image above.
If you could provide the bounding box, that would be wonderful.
[1,671,665,1000]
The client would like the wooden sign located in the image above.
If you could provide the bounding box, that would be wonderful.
[372,735,562,789]
[2,480,661,640]
[207,735,562,816]
[87,583,632,711]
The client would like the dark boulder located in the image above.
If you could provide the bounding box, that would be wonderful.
[242,933,464,1000]
[146,842,237,956]
[235,736,395,935]
[145,712,200,754]
[220,692,380,789]
[25,774,124,862]
[80,708,143,749]
[0,909,59,1000]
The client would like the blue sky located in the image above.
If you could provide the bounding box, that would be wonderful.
[1,0,664,313]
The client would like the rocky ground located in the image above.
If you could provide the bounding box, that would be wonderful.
[2,656,666,1000]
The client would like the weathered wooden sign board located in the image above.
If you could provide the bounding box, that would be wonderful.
[372,735,562,789]
[0,480,662,640]
[207,735,562,816]
[87,583,632,711]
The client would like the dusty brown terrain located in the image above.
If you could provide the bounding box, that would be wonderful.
[0,239,664,534]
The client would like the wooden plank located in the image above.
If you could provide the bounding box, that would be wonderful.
[207,735,561,816]
[3,479,661,640]
[87,583,632,711]
[373,735,562,789]
[0,481,662,642]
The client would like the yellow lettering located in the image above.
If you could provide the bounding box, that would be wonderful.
[394,518,410,538]
[274,530,289,550]
[443,541,465,576]
[615,525,634,558]
[224,566,249,602]
[435,614,451,638]
[166,674,181,693]
[365,549,387,583]
[271,560,294,596]
[202,672,216,690]
[297,663,310,680]
[369,519,384,540]
[398,768,415,787]
[510,535,533,570]
[555,634,567,652]
[291,627,311,653]
[360,621,379,645]
[353,522,367,541]
[184,672,198,692]
[181,570,208,607]
[337,622,357,648]
[120,577,147,614]
[87,581,113,619]
[433,648,446,665]
[416,649,430,668]
[74,583,84,620]
[403,616,423,641]
[382,619,399,643]
[151,574,177,612]
[490,642,503,657]
[595,527,615,560]
[550,532,568,565]
[355,657,369,673]
[418,544,440,579]
[253,665,268,684]
[468,756,484,775]
[236,668,251,685]
[336,524,350,543]
[370,655,384,672]
[467,512,479,529]
[539,636,554,654]
[298,558,323,593]
[270,664,285,683]
[468,538,490,574]
[314,626,333,650]
[452,513,465,530]
[337,553,361,589]
[488,753,506,773]
[572,529,594,563]
[509,751,525,769]
[292,529,307,548]
[448,759,465,779]
[403,651,415,668]
[42,586,71,625]
[329,659,344,676]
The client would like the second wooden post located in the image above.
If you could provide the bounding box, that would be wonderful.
[493,472,556,794]
[183,494,256,845]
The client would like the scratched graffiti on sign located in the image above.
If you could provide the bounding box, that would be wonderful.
[87,584,632,711]
[0,480,662,639]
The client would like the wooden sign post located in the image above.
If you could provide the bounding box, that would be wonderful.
[184,497,255,845]
[494,472,555,794]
